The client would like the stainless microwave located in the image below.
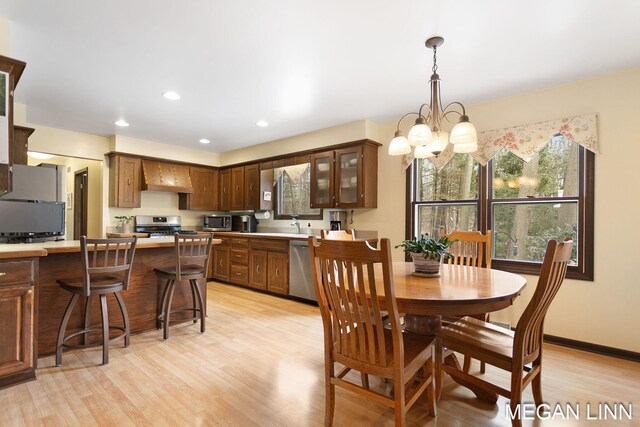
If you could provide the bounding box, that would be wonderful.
[203,214,232,232]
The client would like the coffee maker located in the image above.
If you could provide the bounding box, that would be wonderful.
[329,211,347,231]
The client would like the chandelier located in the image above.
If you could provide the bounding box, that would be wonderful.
[388,36,478,158]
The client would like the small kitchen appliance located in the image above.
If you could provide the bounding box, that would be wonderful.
[329,211,347,231]
[203,214,232,232]
[231,215,258,233]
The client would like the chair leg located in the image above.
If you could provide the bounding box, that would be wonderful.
[163,280,177,340]
[393,374,406,427]
[425,358,436,417]
[99,294,109,365]
[114,291,130,347]
[83,296,91,346]
[361,373,369,389]
[158,279,172,330]
[463,355,472,373]
[190,279,198,323]
[509,371,524,427]
[435,337,443,400]
[56,293,80,367]
[531,365,543,406]
[325,361,335,427]
[480,361,486,374]
[192,279,206,333]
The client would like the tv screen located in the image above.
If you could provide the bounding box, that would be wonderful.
[0,200,65,236]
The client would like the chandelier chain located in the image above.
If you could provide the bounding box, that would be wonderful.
[432,46,438,74]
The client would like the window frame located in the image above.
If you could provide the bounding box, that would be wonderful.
[273,163,323,220]
[406,146,594,281]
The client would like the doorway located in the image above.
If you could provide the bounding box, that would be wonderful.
[73,168,88,240]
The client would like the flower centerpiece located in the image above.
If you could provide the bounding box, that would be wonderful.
[395,234,456,276]
[115,215,135,234]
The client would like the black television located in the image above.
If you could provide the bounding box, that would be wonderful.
[0,200,65,237]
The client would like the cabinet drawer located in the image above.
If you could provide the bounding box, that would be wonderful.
[0,259,36,286]
[214,236,230,247]
[230,249,249,265]
[230,238,249,249]
[229,264,248,284]
[250,239,289,252]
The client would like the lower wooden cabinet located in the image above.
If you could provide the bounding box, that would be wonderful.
[212,240,230,281]
[249,250,268,290]
[267,251,289,295]
[0,258,37,389]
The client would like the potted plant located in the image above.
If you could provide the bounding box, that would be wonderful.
[115,216,135,234]
[396,234,456,276]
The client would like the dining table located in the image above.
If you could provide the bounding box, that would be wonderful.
[370,261,528,402]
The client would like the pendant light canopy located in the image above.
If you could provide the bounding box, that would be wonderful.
[388,36,478,158]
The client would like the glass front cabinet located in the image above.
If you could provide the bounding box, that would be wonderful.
[310,140,380,209]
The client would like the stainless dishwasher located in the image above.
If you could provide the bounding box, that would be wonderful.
[289,240,316,302]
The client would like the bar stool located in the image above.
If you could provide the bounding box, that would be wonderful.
[56,236,138,366]
[155,234,213,340]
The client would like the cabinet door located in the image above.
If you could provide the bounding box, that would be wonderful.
[244,164,260,211]
[310,151,335,208]
[184,167,219,211]
[110,155,141,208]
[213,246,229,281]
[12,126,34,166]
[267,252,288,295]
[249,250,267,290]
[219,169,231,211]
[230,167,245,210]
[0,283,35,377]
[335,146,363,208]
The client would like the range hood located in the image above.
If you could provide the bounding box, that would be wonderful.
[141,160,193,193]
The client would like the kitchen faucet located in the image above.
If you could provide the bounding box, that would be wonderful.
[291,217,300,234]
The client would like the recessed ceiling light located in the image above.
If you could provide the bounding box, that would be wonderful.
[115,119,130,127]
[28,151,54,160]
[256,120,269,127]
[163,91,181,100]
[199,138,210,144]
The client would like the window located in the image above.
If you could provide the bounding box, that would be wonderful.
[408,138,594,280]
[275,163,322,219]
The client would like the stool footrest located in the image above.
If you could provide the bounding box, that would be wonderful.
[61,326,127,349]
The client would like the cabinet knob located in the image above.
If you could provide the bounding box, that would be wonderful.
[275,268,279,278]
[27,289,32,295]
[256,264,260,273]
[250,183,253,190]
[0,272,6,276]
[128,178,132,186]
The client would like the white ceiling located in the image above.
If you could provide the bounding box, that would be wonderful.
[2,0,640,153]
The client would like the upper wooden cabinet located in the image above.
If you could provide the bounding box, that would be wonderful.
[244,164,260,211]
[230,167,245,210]
[141,160,193,193]
[179,166,219,211]
[310,140,379,209]
[0,55,27,196]
[109,154,142,208]
[219,169,231,210]
[12,126,34,166]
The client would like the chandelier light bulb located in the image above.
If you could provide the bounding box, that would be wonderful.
[414,145,434,159]
[425,130,449,155]
[453,141,478,153]
[408,121,432,146]
[388,131,411,155]
[450,116,478,145]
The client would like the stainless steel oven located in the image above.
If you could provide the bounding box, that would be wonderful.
[203,214,232,232]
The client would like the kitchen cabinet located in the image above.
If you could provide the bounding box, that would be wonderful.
[229,237,249,284]
[244,164,260,211]
[230,167,245,210]
[212,237,230,281]
[12,126,34,166]
[267,251,289,295]
[249,250,267,290]
[0,258,37,389]
[0,55,27,197]
[109,154,142,208]
[179,166,218,211]
[219,169,231,211]
[310,140,379,209]
[141,160,193,193]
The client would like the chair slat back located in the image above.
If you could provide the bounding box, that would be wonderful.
[81,236,138,295]
[447,230,492,268]
[515,237,573,360]
[320,229,355,241]
[309,237,402,369]
[174,234,213,280]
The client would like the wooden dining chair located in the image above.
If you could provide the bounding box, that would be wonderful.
[437,237,573,427]
[309,237,436,427]
[154,234,213,340]
[56,236,138,366]
[446,230,492,373]
[320,229,356,240]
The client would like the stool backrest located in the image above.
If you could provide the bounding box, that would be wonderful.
[81,236,138,295]
[174,234,213,280]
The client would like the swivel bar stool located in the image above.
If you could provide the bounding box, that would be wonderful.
[56,236,138,366]
[155,234,213,340]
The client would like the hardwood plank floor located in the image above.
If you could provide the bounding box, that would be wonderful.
[1,282,639,426]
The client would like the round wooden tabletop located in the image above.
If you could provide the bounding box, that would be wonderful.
[373,262,528,317]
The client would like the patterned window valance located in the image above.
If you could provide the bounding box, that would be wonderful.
[273,163,310,185]
[402,113,598,171]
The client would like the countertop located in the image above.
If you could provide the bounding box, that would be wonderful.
[0,236,223,259]
[212,231,378,242]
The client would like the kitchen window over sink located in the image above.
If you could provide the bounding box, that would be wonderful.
[407,137,594,280]
[275,163,323,220]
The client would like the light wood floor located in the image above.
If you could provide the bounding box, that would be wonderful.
[2,282,639,427]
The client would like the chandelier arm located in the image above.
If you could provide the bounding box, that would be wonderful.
[395,112,421,131]
[442,101,467,116]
